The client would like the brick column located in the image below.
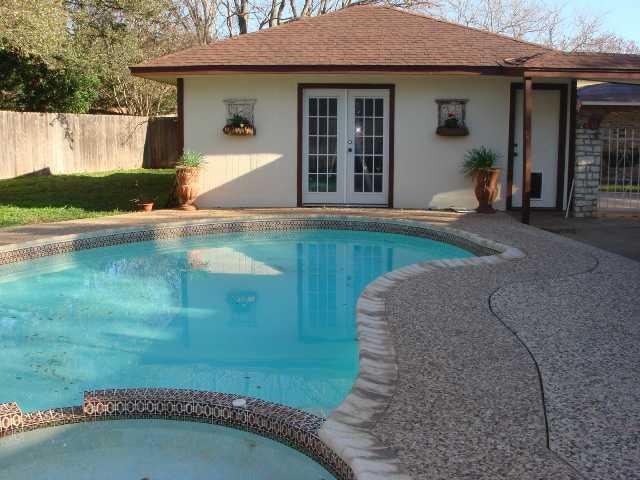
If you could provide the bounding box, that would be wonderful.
[573,128,602,218]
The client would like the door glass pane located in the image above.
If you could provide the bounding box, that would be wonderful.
[327,155,337,173]
[319,99,327,116]
[307,96,339,197]
[374,156,383,173]
[354,174,363,192]
[329,118,337,135]
[374,175,382,192]
[328,174,337,192]
[363,174,373,192]
[317,175,327,192]
[329,98,337,116]
[364,156,373,173]
[318,156,327,173]
[352,96,385,196]
[365,99,374,117]
[355,99,363,117]
[309,175,318,192]
[354,156,363,173]
[374,99,383,116]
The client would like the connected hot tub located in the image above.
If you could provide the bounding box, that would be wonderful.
[0,419,335,480]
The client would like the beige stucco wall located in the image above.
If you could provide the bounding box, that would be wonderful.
[184,74,556,210]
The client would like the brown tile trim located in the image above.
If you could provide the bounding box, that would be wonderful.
[0,389,351,480]
[0,216,500,267]
[296,84,396,208]
[0,216,524,480]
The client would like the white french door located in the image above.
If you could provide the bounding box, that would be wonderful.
[302,88,389,205]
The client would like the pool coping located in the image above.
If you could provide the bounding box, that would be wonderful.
[0,215,524,479]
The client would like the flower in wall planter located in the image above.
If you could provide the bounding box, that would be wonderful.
[223,114,256,136]
[175,151,207,211]
[461,146,501,214]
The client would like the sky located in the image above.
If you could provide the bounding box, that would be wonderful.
[551,0,640,43]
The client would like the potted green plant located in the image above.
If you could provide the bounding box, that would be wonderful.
[461,146,501,213]
[130,182,157,212]
[223,114,255,136]
[175,151,206,210]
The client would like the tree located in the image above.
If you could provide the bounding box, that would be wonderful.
[434,0,639,54]
[66,0,186,116]
[0,49,99,113]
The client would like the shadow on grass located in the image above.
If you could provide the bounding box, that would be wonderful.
[0,170,176,212]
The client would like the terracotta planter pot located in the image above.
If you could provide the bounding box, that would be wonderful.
[139,202,154,212]
[175,166,200,211]
[473,168,501,214]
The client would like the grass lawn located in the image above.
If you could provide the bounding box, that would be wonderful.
[0,169,175,228]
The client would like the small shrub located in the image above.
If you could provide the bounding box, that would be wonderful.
[176,151,206,168]
[461,147,500,177]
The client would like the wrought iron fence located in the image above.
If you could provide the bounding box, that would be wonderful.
[599,127,640,211]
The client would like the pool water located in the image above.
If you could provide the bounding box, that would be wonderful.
[0,420,336,479]
[0,229,472,414]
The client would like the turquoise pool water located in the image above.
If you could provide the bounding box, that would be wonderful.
[0,420,335,479]
[0,229,472,414]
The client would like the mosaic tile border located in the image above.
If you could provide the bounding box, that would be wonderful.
[0,215,524,480]
[0,389,351,480]
[0,215,506,266]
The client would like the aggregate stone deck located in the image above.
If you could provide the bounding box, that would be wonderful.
[371,213,639,479]
[0,209,637,479]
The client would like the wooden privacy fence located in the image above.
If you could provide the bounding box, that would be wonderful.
[0,111,179,179]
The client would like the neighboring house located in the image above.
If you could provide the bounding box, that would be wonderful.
[131,4,640,220]
[578,82,640,129]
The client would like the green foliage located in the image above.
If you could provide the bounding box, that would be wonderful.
[228,113,252,127]
[176,151,206,168]
[461,147,500,177]
[0,169,175,228]
[0,49,100,113]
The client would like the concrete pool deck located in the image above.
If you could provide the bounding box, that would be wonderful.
[0,209,638,479]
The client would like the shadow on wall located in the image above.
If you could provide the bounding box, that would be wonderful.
[193,155,500,210]
[195,155,298,208]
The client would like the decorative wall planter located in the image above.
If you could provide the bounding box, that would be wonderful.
[436,99,469,137]
[436,125,470,136]
[222,124,256,136]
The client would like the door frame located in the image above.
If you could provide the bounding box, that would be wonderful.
[506,83,568,210]
[297,83,395,207]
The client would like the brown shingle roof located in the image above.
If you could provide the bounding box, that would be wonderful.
[130,4,640,75]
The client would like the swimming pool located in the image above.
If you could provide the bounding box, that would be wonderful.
[0,419,335,480]
[0,227,472,414]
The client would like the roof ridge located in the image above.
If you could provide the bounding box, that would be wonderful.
[377,5,556,54]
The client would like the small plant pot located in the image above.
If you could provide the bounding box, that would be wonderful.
[176,166,200,210]
[139,202,154,212]
[473,168,501,213]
